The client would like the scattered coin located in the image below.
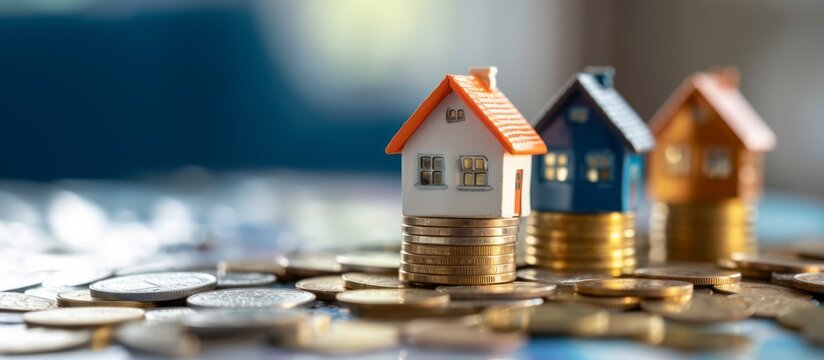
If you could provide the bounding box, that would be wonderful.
[729,292,814,318]
[187,288,315,309]
[90,272,217,302]
[661,324,750,351]
[23,307,145,328]
[295,276,347,301]
[336,289,449,313]
[0,272,49,292]
[791,272,824,294]
[575,279,693,298]
[0,292,57,312]
[402,216,521,228]
[770,272,796,287]
[115,322,200,357]
[0,326,91,354]
[634,266,741,285]
[602,312,665,344]
[290,320,399,354]
[336,252,400,274]
[448,298,544,311]
[777,307,824,330]
[641,294,754,323]
[714,282,813,299]
[25,286,82,302]
[435,282,556,300]
[57,290,157,308]
[485,303,609,336]
[546,287,641,311]
[216,272,276,289]
[729,253,824,273]
[516,268,612,287]
[42,268,113,288]
[341,273,407,290]
[185,308,311,338]
[402,316,526,352]
[143,307,197,324]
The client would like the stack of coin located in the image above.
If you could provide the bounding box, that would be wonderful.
[525,211,636,276]
[649,200,757,263]
[399,216,519,285]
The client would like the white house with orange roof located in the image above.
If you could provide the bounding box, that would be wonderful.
[386,67,547,218]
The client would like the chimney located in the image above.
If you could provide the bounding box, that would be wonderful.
[469,66,498,91]
[710,66,740,88]
[585,66,615,88]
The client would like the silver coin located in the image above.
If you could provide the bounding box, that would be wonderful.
[216,272,276,289]
[23,307,145,328]
[0,292,57,312]
[116,322,200,357]
[184,308,310,337]
[187,288,316,309]
[42,268,113,288]
[144,307,198,324]
[25,286,83,302]
[0,326,91,354]
[90,272,216,302]
[0,271,49,292]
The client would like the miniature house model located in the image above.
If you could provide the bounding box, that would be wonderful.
[648,68,776,204]
[385,67,547,218]
[531,68,655,213]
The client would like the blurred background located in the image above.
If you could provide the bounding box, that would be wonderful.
[1,0,824,269]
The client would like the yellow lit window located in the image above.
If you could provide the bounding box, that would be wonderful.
[585,152,612,183]
[544,151,570,182]
[460,156,488,187]
[665,145,690,176]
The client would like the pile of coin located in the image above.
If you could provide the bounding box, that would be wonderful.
[525,211,637,275]
[399,216,519,285]
[649,200,757,262]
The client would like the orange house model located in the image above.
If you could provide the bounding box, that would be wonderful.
[648,68,776,204]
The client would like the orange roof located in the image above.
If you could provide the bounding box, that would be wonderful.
[385,74,547,155]
[650,68,776,152]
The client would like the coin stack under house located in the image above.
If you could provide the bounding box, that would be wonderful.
[649,200,757,263]
[399,216,520,285]
[525,212,637,276]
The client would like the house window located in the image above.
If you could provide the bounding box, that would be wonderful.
[446,106,465,122]
[585,152,613,183]
[665,145,690,176]
[418,155,444,186]
[543,152,571,182]
[460,156,488,187]
[704,147,731,179]
[569,106,589,123]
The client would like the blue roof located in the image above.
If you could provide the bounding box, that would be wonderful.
[534,73,655,153]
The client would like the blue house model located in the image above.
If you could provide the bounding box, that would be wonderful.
[531,67,655,213]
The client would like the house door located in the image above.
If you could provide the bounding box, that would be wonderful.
[514,169,523,216]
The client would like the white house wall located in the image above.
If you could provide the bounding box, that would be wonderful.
[401,92,510,218]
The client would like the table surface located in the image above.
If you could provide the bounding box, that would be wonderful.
[2,172,824,360]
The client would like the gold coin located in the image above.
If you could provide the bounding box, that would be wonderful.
[516,268,613,287]
[525,256,636,270]
[633,266,741,285]
[546,287,641,311]
[576,278,692,298]
[290,320,399,354]
[525,221,634,233]
[524,239,636,253]
[529,211,635,223]
[777,306,824,330]
[402,225,520,237]
[335,289,448,311]
[295,276,347,301]
[716,259,771,279]
[728,293,814,318]
[730,253,824,273]
[402,216,521,228]
[280,253,343,281]
[401,252,514,266]
[400,262,516,276]
[602,312,665,344]
[525,234,635,247]
[796,242,824,260]
[714,281,813,299]
[791,272,824,294]
[435,281,556,300]
[403,234,517,246]
[640,294,753,323]
[661,324,751,351]
[335,252,399,275]
[341,273,407,290]
[402,316,526,352]
[525,247,636,261]
[447,298,544,312]
[23,307,145,328]
[57,290,157,308]
[526,226,635,239]
[485,303,609,336]
[402,243,515,256]
[399,270,516,285]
